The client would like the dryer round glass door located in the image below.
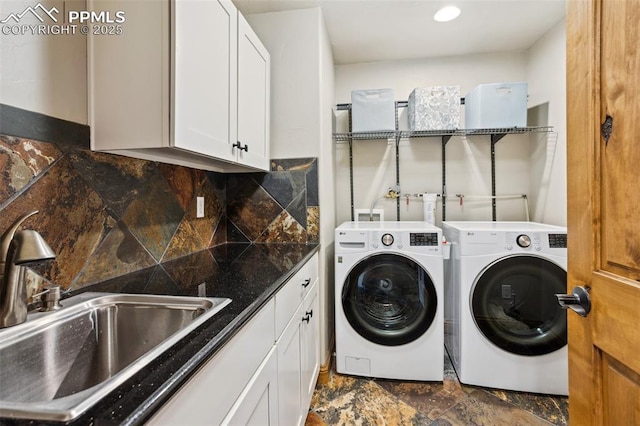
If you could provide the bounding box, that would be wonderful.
[471,255,567,356]
[342,253,438,346]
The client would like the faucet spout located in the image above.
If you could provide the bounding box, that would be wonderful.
[0,211,56,328]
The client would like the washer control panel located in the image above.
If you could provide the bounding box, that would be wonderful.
[548,233,567,248]
[364,229,442,254]
[410,232,439,246]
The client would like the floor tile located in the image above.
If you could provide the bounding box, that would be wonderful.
[487,389,568,425]
[307,350,568,426]
[310,370,361,408]
[375,378,468,420]
[311,380,431,425]
[433,389,552,426]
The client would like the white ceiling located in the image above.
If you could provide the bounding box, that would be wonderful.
[232,0,566,65]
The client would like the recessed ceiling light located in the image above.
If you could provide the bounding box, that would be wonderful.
[434,5,461,22]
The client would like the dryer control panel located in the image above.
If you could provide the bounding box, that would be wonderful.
[410,232,439,246]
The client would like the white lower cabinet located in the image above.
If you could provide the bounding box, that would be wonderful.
[148,253,319,425]
[277,303,304,426]
[300,284,321,411]
[221,347,278,425]
[275,275,320,426]
[147,299,275,425]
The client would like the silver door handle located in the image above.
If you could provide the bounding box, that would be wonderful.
[555,286,591,317]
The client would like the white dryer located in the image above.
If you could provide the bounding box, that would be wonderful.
[335,221,444,381]
[443,221,568,395]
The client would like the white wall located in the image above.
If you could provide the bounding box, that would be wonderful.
[334,53,536,226]
[247,8,321,159]
[318,11,336,360]
[0,0,87,124]
[526,18,567,226]
[247,8,336,366]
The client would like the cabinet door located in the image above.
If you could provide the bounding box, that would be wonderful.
[275,254,318,339]
[88,0,169,150]
[222,347,279,426]
[277,305,303,426]
[300,281,320,412]
[236,13,270,171]
[148,300,275,425]
[173,0,237,161]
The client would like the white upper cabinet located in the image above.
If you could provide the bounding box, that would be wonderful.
[173,0,237,163]
[88,0,270,172]
[237,13,270,170]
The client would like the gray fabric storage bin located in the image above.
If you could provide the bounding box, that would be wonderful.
[351,89,396,132]
[408,86,460,130]
[464,82,528,129]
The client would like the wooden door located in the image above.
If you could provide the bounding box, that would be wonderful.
[566,0,640,424]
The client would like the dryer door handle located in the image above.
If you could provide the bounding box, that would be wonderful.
[555,286,591,317]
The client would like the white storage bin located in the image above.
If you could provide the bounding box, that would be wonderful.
[351,89,396,132]
[464,82,528,129]
[408,86,460,130]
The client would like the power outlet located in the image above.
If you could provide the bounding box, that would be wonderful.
[196,197,205,218]
[198,282,206,297]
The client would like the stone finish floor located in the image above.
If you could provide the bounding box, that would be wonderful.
[306,349,568,426]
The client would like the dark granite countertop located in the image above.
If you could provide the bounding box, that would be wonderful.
[1,243,319,426]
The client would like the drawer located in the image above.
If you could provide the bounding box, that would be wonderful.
[275,253,318,339]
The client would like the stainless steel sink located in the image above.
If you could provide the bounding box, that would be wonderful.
[0,292,231,421]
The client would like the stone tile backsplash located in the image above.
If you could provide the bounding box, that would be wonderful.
[0,134,319,297]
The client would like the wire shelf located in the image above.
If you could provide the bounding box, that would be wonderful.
[332,126,554,143]
[333,131,397,141]
[460,126,554,136]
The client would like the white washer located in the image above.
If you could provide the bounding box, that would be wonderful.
[443,221,568,395]
[335,221,444,381]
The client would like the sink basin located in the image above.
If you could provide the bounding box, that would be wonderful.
[0,292,231,421]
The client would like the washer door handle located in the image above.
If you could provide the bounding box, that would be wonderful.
[555,286,591,317]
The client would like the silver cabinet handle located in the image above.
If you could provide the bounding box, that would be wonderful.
[555,286,591,317]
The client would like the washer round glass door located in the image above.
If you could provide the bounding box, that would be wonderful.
[471,255,567,356]
[342,253,437,346]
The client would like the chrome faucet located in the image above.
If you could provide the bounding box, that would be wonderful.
[0,211,56,328]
